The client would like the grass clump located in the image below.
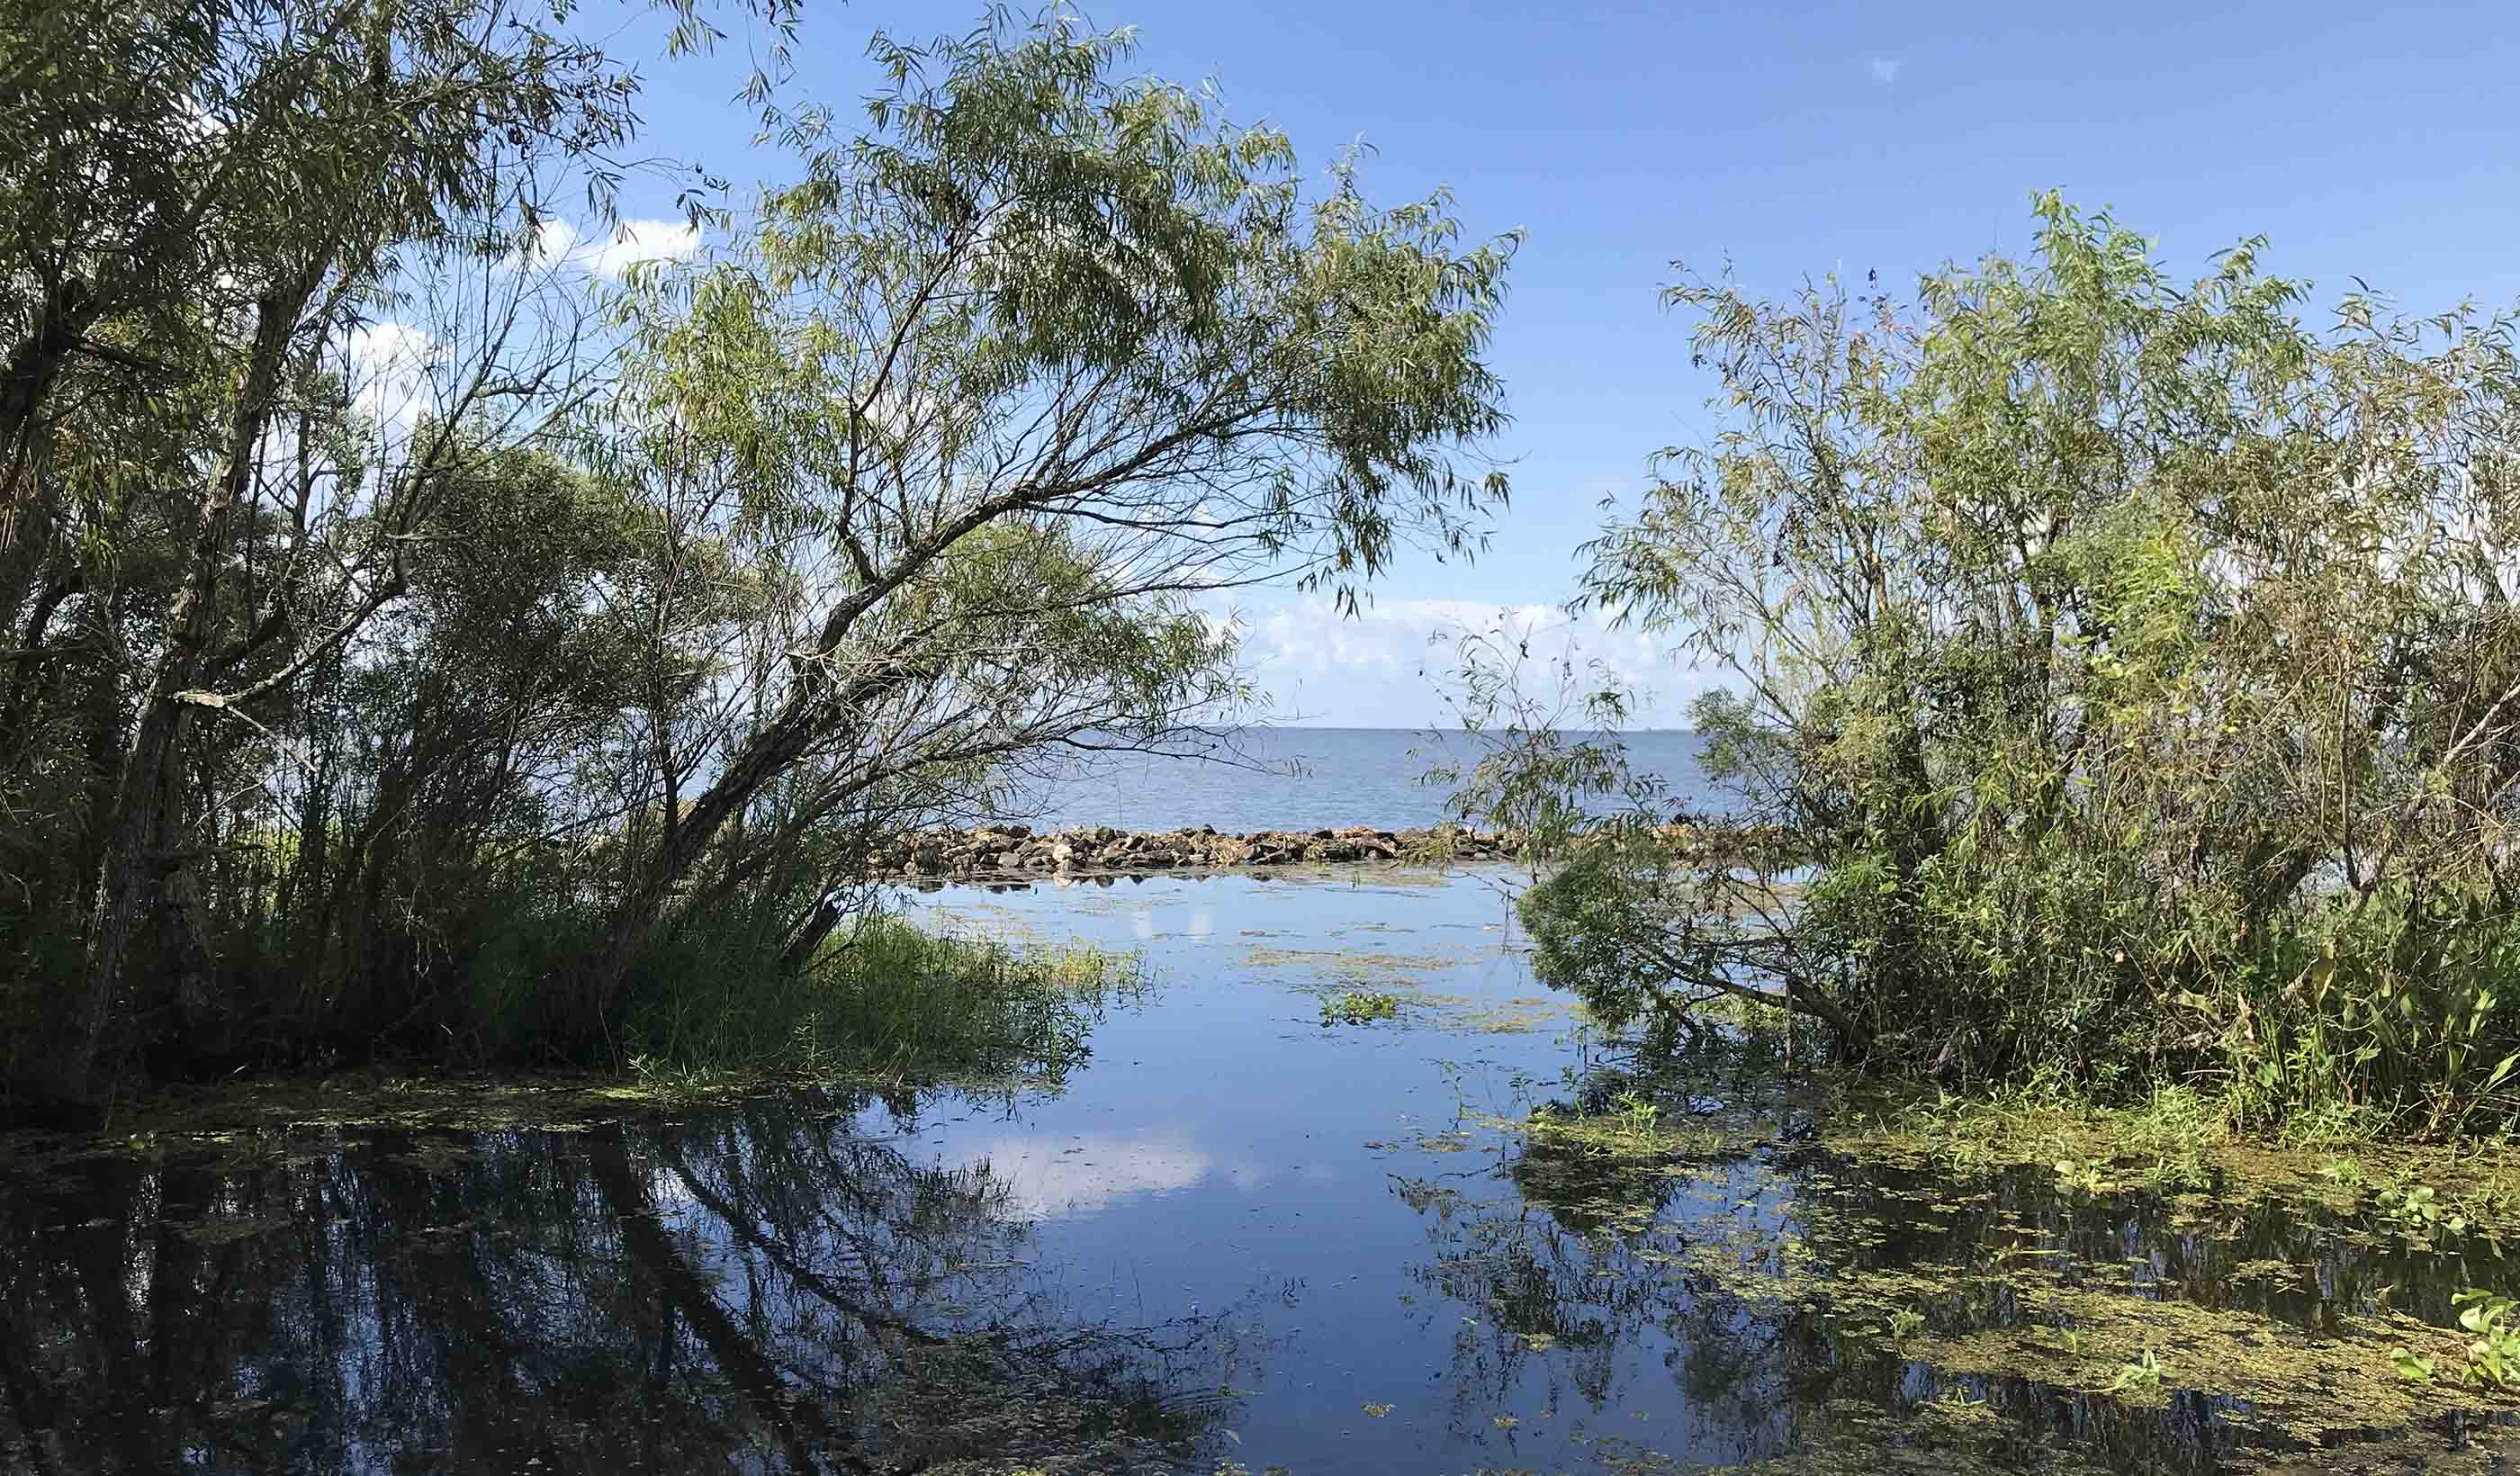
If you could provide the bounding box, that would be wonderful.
[622,914,1139,1089]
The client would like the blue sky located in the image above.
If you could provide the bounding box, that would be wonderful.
[568,0,2520,727]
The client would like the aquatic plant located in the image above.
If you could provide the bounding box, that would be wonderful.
[2051,1158,2115,1198]
[1521,1089,1678,1159]
[2377,1182,2470,1246]
[2453,1290,2520,1387]
[1468,194,2520,1138]
[2102,1346,2167,1397]
[1319,989,1406,1026]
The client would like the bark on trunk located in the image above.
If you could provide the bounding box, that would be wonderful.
[578,653,940,1033]
[0,276,98,506]
[41,284,310,1106]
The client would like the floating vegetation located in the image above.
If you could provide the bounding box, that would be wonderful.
[1819,1085,2520,1243]
[1319,989,1404,1026]
[2452,1289,2520,1388]
[1414,990,1567,1034]
[1377,1051,2520,1473]
[30,871,2520,1475]
[2378,1180,2470,1245]
[1242,944,1457,977]
[2051,1157,2116,1197]
[2097,1346,2167,1403]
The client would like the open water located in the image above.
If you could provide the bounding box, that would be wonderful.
[1001,725,1719,833]
[5,786,2520,1471]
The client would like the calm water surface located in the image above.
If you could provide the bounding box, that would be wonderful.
[1003,726,1718,832]
[4,870,2517,1472]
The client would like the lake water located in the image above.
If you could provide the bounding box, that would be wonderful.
[999,726,1719,832]
[5,868,2518,1472]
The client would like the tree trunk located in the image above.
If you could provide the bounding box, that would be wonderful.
[778,896,850,977]
[0,275,98,508]
[574,710,814,1039]
[40,284,309,1106]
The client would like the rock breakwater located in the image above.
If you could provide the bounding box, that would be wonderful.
[868,820,1800,880]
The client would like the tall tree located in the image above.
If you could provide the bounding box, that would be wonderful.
[564,13,1517,1023]
[0,4,1519,1105]
[0,0,783,1106]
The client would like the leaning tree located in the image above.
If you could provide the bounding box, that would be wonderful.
[556,14,1520,1030]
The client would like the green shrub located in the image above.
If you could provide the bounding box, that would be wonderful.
[1506,195,2520,1137]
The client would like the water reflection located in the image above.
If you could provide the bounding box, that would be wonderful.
[0,1094,1238,1473]
[12,869,2520,1474]
[972,1130,1220,1220]
[1390,1062,2520,1474]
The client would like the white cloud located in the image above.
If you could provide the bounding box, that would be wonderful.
[1236,596,1704,725]
[527,217,704,282]
[1254,598,1560,680]
[345,320,443,429]
[1868,57,1904,84]
[972,1131,1232,1220]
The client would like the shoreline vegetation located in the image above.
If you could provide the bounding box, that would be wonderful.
[1446,196,2520,1148]
[12,0,2520,1461]
[0,922,1134,1161]
[0,13,1526,1112]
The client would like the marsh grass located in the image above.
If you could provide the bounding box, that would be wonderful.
[621,914,1141,1088]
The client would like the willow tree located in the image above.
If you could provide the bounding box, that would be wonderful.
[567,14,1516,1022]
[1532,196,2520,1131]
[0,0,788,1108]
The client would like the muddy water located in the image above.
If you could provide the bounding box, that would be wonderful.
[4,870,2520,1472]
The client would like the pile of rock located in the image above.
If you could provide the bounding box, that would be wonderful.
[868,823,1506,879]
[864,818,1805,880]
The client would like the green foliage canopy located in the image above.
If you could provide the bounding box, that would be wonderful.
[1533,195,2520,1133]
[567,13,1518,1017]
[0,5,1518,1104]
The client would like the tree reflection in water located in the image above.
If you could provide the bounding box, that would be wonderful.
[1390,1064,2520,1475]
[0,1092,1237,1473]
